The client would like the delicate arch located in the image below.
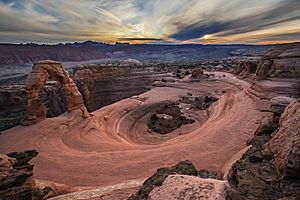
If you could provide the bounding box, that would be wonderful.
[24,60,88,124]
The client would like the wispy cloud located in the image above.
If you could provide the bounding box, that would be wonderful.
[0,0,299,44]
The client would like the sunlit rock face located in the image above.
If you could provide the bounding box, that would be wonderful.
[24,60,88,124]
[149,175,230,200]
[256,43,300,79]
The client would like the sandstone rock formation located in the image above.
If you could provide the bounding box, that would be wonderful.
[24,60,88,124]
[227,99,300,199]
[148,175,230,200]
[147,103,195,134]
[256,43,300,79]
[270,96,295,116]
[234,60,258,78]
[72,64,158,111]
[0,150,40,200]
[0,84,67,131]
[266,100,300,181]
[191,68,206,78]
[128,160,198,200]
[174,68,191,79]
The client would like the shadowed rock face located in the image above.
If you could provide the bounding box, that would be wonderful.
[72,64,165,112]
[147,103,195,134]
[0,84,67,131]
[0,150,38,200]
[191,68,204,78]
[24,60,88,124]
[234,60,258,78]
[266,100,300,181]
[256,43,300,79]
[227,100,300,199]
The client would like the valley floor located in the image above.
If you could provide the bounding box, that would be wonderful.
[0,72,271,197]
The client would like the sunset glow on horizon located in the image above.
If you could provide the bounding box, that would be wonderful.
[0,0,299,44]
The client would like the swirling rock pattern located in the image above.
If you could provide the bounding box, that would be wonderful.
[0,72,269,190]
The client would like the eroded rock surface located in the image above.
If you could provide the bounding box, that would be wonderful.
[191,68,206,78]
[128,160,197,200]
[24,60,88,124]
[234,60,258,78]
[227,100,300,199]
[72,64,162,111]
[0,84,67,131]
[0,150,38,200]
[147,103,195,134]
[256,43,300,79]
[149,175,230,200]
[266,100,300,181]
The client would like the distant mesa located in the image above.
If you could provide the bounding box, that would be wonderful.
[23,60,89,125]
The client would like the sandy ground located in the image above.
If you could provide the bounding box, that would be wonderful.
[0,72,269,196]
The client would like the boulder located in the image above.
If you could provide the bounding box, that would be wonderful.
[128,160,197,200]
[0,150,40,200]
[270,96,294,116]
[148,175,231,200]
[147,103,195,134]
[0,155,17,177]
[254,116,278,136]
[191,68,205,78]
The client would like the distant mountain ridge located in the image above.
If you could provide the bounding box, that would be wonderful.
[0,41,279,65]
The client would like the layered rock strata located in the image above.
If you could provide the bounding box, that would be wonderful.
[72,64,170,111]
[0,150,47,200]
[0,84,66,131]
[256,43,300,79]
[234,60,258,78]
[227,99,300,199]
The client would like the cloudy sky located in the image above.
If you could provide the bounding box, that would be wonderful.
[0,0,299,44]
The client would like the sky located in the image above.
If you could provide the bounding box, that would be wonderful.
[0,0,299,44]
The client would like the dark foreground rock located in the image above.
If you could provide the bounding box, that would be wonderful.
[148,95,218,134]
[128,160,197,200]
[147,103,195,134]
[227,100,300,199]
[0,150,49,200]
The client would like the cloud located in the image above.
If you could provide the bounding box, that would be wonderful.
[118,37,162,41]
[166,0,300,43]
[0,0,299,44]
